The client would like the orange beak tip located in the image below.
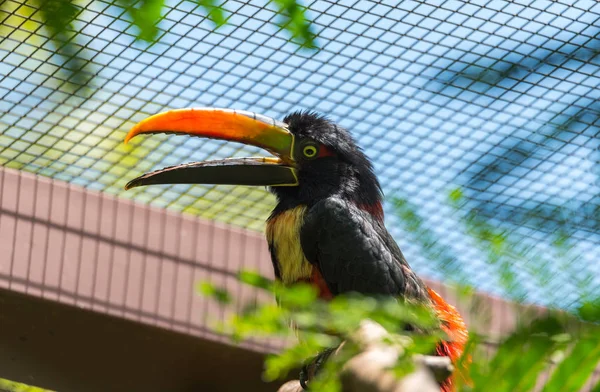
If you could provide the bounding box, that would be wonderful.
[124,127,140,145]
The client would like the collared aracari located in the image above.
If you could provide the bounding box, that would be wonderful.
[123,108,467,391]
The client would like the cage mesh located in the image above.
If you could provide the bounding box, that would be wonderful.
[1,0,599,308]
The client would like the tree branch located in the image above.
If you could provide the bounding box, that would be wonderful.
[278,320,452,392]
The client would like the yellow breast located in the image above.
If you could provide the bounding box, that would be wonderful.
[266,206,313,285]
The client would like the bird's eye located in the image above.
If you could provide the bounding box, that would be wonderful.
[303,145,318,158]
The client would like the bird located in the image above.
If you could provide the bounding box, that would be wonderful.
[123,108,468,391]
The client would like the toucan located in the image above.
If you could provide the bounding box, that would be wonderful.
[124,108,467,391]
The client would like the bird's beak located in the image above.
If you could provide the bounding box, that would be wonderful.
[123,108,298,190]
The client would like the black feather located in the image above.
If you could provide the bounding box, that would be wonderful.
[300,197,429,300]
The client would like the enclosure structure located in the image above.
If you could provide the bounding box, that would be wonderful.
[3,166,598,391]
[0,166,277,391]
[2,0,600,390]
[2,0,599,307]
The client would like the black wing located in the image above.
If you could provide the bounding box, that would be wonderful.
[300,197,428,301]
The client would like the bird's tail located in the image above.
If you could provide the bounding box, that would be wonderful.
[427,288,469,392]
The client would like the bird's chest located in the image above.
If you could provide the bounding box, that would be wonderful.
[266,206,313,285]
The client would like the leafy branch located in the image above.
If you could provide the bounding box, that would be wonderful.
[200,271,600,392]
[2,0,317,90]
[201,271,441,392]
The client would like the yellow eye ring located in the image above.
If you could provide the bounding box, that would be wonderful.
[303,145,318,158]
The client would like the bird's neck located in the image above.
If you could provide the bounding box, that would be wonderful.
[271,193,383,222]
[270,163,384,220]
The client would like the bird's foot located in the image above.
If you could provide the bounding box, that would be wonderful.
[299,347,337,390]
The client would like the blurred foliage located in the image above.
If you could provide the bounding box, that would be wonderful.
[460,317,600,392]
[393,188,594,310]
[272,0,316,49]
[0,0,167,197]
[0,0,316,90]
[0,0,314,232]
[0,378,50,392]
[439,27,600,238]
[392,196,473,289]
[202,271,441,392]
[201,271,600,392]
[578,298,600,324]
[32,0,90,89]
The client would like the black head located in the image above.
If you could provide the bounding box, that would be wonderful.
[271,110,383,209]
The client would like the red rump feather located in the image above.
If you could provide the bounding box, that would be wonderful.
[357,201,384,222]
[297,267,334,300]
[427,288,469,392]
[309,268,333,300]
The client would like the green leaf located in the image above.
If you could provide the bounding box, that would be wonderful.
[36,0,78,35]
[544,335,600,392]
[197,0,227,27]
[275,283,318,308]
[33,0,92,88]
[327,295,375,333]
[231,304,288,340]
[454,333,483,391]
[591,377,600,392]
[478,316,565,392]
[272,0,317,49]
[391,356,416,380]
[238,270,274,290]
[448,187,464,204]
[306,344,353,392]
[308,367,342,392]
[577,299,600,322]
[0,377,49,392]
[196,282,231,304]
[263,338,323,381]
[126,0,166,42]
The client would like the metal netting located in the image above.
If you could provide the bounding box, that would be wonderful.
[1,0,599,308]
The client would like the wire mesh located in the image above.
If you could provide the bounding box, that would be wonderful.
[1,0,599,308]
